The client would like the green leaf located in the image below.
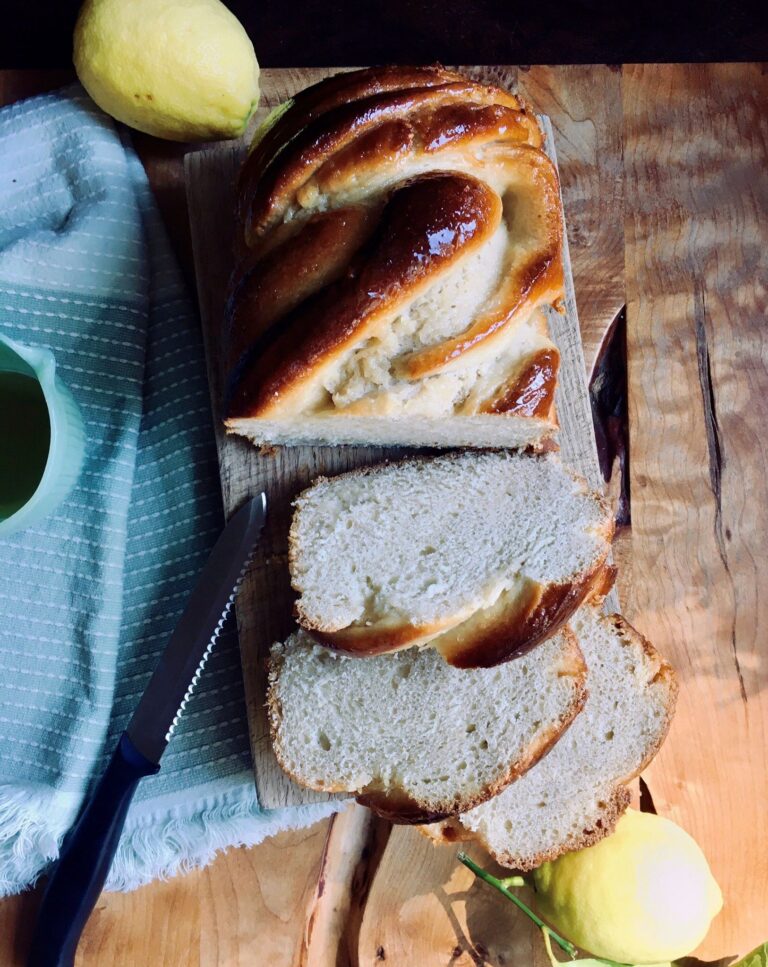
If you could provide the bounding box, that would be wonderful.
[729,942,768,967]
[248,98,295,153]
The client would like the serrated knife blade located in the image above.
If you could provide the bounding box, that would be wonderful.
[127,491,267,763]
[28,493,267,967]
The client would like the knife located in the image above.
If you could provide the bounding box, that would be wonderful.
[27,494,267,967]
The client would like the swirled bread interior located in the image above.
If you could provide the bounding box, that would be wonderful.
[289,451,614,666]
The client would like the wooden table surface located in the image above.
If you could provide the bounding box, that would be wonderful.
[1,64,766,966]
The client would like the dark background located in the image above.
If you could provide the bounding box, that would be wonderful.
[2,0,768,67]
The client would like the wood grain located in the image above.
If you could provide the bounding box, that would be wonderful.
[185,67,614,810]
[518,65,626,376]
[357,828,553,967]
[301,804,392,967]
[622,62,768,959]
[0,820,335,967]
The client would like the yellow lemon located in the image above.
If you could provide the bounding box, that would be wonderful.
[73,0,259,141]
[532,809,723,964]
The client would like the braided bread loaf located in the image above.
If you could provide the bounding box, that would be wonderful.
[225,66,564,448]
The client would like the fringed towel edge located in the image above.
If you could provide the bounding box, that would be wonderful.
[109,772,345,891]
[0,776,345,896]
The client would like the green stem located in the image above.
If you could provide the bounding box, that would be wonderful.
[457,852,578,959]
[498,875,526,889]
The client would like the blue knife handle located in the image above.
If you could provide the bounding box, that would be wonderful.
[27,732,159,967]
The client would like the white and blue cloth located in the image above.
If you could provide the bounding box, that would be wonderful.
[0,86,338,894]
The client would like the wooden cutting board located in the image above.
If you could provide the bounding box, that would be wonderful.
[185,67,615,809]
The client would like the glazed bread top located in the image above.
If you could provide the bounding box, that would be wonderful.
[225,66,563,434]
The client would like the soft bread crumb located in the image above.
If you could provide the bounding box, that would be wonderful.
[268,626,587,818]
[289,451,612,639]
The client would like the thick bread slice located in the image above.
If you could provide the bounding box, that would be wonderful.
[268,626,587,822]
[289,451,614,666]
[422,606,677,868]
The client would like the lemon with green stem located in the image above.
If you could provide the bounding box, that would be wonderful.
[74,0,260,141]
[532,809,723,964]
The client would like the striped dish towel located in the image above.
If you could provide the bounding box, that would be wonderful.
[0,85,340,894]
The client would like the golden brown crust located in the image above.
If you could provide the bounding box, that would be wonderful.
[392,148,563,380]
[225,205,377,369]
[587,563,619,602]
[434,559,613,669]
[266,630,588,823]
[302,616,453,656]
[239,65,474,228]
[355,790,455,825]
[481,347,560,418]
[241,77,535,240]
[226,66,562,435]
[303,565,612,666]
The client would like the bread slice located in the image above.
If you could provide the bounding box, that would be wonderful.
[422,605,678,868]
[268,626,587,822]
[289,451,614,666]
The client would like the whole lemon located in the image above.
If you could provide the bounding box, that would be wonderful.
[73,0,260,141]
[532,810,723,964]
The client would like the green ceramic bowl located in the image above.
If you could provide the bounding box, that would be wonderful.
[0,334,85,537]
